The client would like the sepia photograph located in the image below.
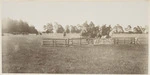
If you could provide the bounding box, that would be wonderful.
[1,0,149,74]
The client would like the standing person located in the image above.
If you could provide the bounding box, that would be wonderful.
[63,31,66,37]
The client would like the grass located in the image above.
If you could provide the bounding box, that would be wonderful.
[2,34,148,74]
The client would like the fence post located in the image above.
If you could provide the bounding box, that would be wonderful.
[117,39,119,44]
[65,39,66,46]
[88,38,89,44]
[41,39,43,45]
[91,38,94,44]
[68,38,69,47]
[72,39,73,45]
[80,38,81,45]
[124,38,125,44]
[55,40,56,46]
[53,40,54,47]
[114,38,116,44]
[134,38,136,44]
[131,38,133,44]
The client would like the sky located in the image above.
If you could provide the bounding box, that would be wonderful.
[2,1,149,31]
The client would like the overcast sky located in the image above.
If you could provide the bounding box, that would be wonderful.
[2,1,148,31]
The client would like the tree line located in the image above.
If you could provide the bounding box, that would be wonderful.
[2,18,148,37]
[43,21,148,38]
[2,18,38,35]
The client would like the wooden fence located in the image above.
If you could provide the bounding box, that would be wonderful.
[42,38,94,47]
[112,37,148,44]
[113,37,136,44]
[42,37,148,47]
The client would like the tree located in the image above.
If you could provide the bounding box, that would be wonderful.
[76,24,82,33]
[2,18,38,34]
[89,21,95,33]
[43,23,53,33]
[21,21,30,33]
[136,26,142,33]
[101,24,107,36]
[106,25,112,36]
[139,26,145,33]
[113,24,124,33]
[80,21,89,37]
[133,27,139,33]
[125,25,132,33]
[96,24,112,38]
[70,25,76,33]
[29,26,38,34]
[74,26,80,33]
[82,21,89,32]
[133,26,145,34]
[144,25,148,33]
[65,25,70,33]
[53,22,64,33]
[89,21,95,28]
[88,21,97,38]
[83,21,89,27]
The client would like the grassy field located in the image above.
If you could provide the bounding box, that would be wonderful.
[2,34,148,74]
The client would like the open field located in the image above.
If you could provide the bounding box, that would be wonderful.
[2,34,148,74]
